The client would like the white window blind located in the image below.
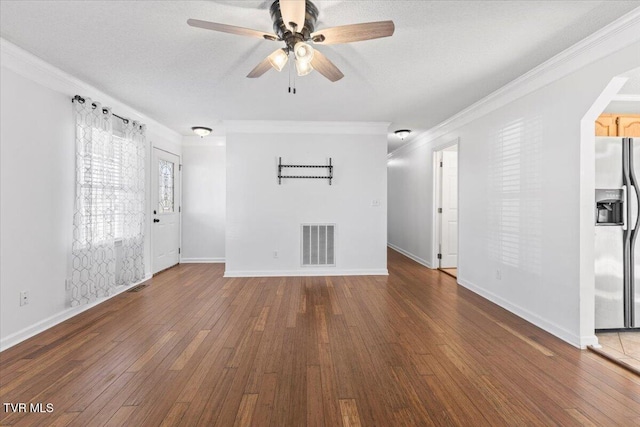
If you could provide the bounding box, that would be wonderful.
[76,132,129,243]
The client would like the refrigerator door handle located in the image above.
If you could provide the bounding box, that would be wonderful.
[631,185,639,230]
[622,186,628,230]
[627,138,638,326]
[627,138,640,231]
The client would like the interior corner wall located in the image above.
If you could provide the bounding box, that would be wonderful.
[181,137,226,262]
[225,127,388,276]
[0,46,181,348]
[387,40,640,348]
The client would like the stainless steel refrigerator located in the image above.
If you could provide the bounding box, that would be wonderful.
[595,137,640,330]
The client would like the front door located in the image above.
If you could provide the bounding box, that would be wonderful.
[152,148,180,274]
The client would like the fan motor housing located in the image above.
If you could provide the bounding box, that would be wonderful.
[270,0,319,47]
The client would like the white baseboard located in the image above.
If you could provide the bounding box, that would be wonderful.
[457,277,583,349]
[180,257,225,263]
[387,243,433,269]
[224,269,389,278]
[0,274,152,352]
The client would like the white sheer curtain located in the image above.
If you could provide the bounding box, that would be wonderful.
[118,120,146,286]
[70,97,146,306]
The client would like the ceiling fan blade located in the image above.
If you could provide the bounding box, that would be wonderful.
[311,21,395,45]
[247,55,274,78]
[310,50,344,82]
[279,0,306,31]
[187,19,278,41]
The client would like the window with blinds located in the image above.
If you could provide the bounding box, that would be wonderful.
[76,131,131,244]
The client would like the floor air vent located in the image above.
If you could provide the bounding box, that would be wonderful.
[302,224,335,266]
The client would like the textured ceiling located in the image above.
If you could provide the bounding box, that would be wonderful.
[1,1,639,152]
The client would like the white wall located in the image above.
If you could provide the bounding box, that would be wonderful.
[225,121,388,276]
[388,24,640,348]
[0,39,181,349]
[181,136,226,262]
[1,66,75,346]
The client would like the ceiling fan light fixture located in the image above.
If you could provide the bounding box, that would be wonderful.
[268,48,289,72]
[294,42,314,63]
[295,58,314,76]
[395,129,411,140]
[192,126,212,137]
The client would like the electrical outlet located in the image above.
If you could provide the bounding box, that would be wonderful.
[20,290,29,306]
[273,250,279,259]
[496,269,502,280]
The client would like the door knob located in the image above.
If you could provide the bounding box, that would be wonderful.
[153,219,160,223]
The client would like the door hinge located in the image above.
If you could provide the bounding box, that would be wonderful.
[178,247,181,254]
[438,207,442,213]
[437,253,442,259]
[440,161,443,167]
[179,206,181,213]
[179,164,182,171]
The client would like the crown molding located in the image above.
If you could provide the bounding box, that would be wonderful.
[225,120,390,135]
[388,6,640,159]
[0,38,181,144]
[613,94,640,102]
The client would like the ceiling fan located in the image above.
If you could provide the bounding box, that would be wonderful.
[187,0,394,83]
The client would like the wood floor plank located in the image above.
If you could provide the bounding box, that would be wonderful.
[2,251,640,426]
[65,372,137,427]
[233,393,258,427]
[159,402,189,427]
[102,405,136,427]
[250,372,277,427]
[305,365,324,427]
[46,411,81,427]
[339,399,362,427]
[125,331,176,372]
[169,330,210,371]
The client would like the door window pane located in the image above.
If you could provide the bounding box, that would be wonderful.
[159,159,174,213]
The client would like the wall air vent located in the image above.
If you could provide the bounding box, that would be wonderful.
[301,224,335,266]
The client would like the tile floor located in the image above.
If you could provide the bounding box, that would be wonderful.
[595,331,640,370]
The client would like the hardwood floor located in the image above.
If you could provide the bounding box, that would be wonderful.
[2,249,640,426]
[439,268,457,278]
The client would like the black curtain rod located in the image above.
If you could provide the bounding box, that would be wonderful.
[72,95,130,124]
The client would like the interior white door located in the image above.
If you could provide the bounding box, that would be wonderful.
[152,148,181,274]
[440,147,458,268]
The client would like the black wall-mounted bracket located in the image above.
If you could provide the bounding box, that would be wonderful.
[278,157,333,185]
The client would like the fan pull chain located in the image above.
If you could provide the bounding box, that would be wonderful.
[287,54,296,95]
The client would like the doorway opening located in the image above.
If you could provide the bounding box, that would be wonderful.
[151,147,181,275]
[434,142,459,278]
[583,67,640,371]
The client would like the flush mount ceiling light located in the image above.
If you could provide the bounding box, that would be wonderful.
[395,129,411,140]
[187,0,395,88]
[191,126,212,137]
